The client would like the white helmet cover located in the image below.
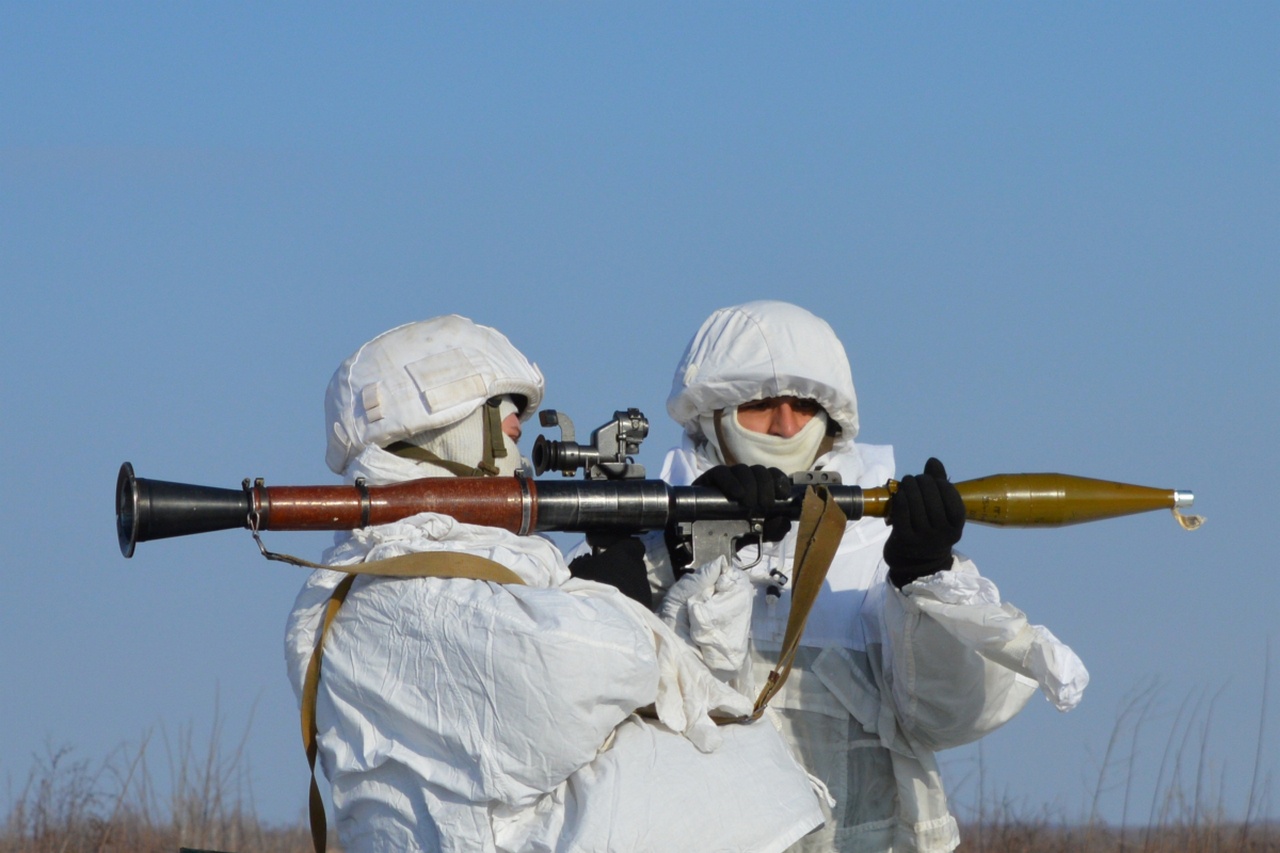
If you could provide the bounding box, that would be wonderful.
[667,300,859,443]
[325,315,545,475]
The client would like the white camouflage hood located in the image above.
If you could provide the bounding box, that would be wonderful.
[666,300,860,444]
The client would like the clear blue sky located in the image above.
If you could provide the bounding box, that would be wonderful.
[2,2,1276,829]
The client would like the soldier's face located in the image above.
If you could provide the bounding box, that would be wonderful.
[735,396,822,439]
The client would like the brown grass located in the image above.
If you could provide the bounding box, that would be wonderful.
[0,699,318,853]
[957,821,1280,852]
[953,645,1278,852]
[3,655,1275,852]
[5,727,1273,853]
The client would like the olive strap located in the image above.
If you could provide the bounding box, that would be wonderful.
[301,551,525,853]
[383,441,492,479]
[751,485,848,719]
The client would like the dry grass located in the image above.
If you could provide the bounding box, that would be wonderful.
[957,821,1280,852]
[5,731,1273,853]
[0,701,317,853]
[3,657,1275,852]
[953,645,1278,852]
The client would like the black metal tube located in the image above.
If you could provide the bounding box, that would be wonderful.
[117,462,251,557]
[669,484,865,525]
[531,480,865,533]
[532,479,674,532]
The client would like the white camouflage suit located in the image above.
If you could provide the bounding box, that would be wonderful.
[283,315,826,853]
[651,301,1089,853]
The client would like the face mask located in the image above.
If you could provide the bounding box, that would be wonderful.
[492,396,528,477]
[389,395,527,478]
[716,405,828,474]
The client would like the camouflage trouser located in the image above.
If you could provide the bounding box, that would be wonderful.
[779,707,898,853]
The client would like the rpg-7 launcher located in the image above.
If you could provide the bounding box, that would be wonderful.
[117,408,1201,567]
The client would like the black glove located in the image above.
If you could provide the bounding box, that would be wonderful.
[883,457,965,589]
[693,463,794,544]
[569,533,652,609]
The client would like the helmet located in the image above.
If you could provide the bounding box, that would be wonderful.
[325,315,544,476]
[666,300,859,443]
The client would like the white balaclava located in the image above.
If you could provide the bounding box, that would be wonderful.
[712,405,830,474]
[398,394,525,478]
[669,301,859,473]
[324,315,545,484]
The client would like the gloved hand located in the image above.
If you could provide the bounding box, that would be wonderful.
[569,533,652,609]
[694,463,793,544]
[883,457,966,589]
[657,556,754,673]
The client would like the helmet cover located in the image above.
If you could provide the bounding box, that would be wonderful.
[325,315,544,475]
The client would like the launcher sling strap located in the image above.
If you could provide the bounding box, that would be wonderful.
[301,551,527,853]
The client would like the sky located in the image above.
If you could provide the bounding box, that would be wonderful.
[2,1,1277,832]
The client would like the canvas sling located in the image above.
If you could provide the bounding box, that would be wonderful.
[301,551,525,853]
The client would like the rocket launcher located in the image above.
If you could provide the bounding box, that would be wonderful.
[116,408,1202,566]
